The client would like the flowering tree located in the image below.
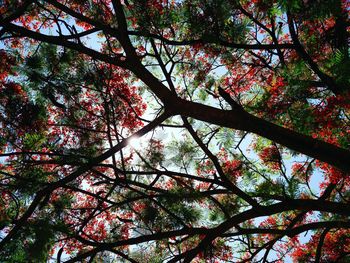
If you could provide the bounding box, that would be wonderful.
[0,0,349,262]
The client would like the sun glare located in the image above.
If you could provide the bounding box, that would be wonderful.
[128,136,142,149]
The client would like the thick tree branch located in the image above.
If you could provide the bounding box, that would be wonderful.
[174,99,350,172]
[170,199,350,262]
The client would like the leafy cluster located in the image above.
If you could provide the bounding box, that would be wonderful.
[0,0,349,262]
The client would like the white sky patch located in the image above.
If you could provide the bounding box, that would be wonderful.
[127,136,143,150]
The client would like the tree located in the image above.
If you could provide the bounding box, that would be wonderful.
[0,0,349,262]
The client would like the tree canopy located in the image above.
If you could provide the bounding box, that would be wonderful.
[0,0,349,262]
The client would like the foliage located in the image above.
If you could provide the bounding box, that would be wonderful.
[0,0,349,262]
